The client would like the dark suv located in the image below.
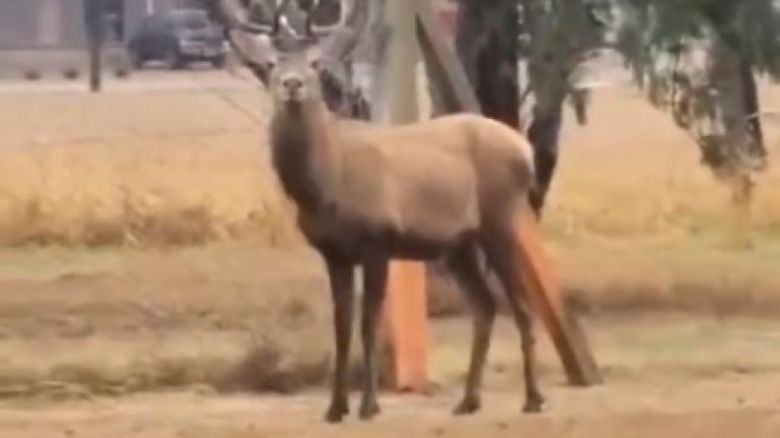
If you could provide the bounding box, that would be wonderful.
[127,9,227,69]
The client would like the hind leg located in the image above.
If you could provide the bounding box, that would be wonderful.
[446,243,497,415]
[482,228,545,413]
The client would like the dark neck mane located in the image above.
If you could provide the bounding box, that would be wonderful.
[270,99,339,213]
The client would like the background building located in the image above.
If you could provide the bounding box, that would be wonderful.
[0,0,201,50]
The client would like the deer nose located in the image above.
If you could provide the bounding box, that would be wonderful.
[283,77,303,92]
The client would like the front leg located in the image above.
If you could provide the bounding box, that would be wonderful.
[323,254,355,423]
[359,256,389,420]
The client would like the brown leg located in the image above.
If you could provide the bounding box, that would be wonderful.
[323,255,355,423]
[358,257,389,420]
[447,244,497,415]
[484,231,545,413]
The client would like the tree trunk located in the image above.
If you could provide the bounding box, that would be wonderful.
[704,39,767,186]
[454,0,520,128]
[687,36,768,246]
[526,102,564,215]
[519,0,602,217]
[452,0,563,217]
[738,57,766,164]
[520,0,567,217]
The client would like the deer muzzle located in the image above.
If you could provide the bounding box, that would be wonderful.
[282,76,305,100]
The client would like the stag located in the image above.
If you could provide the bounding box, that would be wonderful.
[205,0,544,422]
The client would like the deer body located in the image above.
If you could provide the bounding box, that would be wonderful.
[269,68,543,422]
[272,101,533,260]
[209,0,543,423]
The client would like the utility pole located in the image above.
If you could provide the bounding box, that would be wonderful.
[83,0,104,93]
[373,0,431,393]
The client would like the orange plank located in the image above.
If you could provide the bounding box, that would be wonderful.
[383,261,430,392]
[513,209,602,386]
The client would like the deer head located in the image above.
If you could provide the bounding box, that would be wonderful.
[268,39,323,109]
[201,0,370,118]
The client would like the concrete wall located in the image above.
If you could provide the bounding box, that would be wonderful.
[0,0,238,78]
[0,0,195,50]
[0,0,45,49]
[0,0,87,49]
[61,0,87,48]
[0,0,132,78]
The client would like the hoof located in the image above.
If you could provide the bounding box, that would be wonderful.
[453,397,481,416]
[358,400,381,421]
[522,397,545,414]
[324,401,349,423]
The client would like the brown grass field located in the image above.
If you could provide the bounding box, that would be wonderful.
[0,70,779,436]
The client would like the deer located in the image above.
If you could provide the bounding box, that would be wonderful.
[204,0,545,423]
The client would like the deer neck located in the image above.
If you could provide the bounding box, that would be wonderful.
[270,99,341,213]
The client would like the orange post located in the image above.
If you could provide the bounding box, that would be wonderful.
[513,209,602,386]
[383,261,430,392]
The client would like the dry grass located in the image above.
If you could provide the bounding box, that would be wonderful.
[0,80,777,248]
[0,243,335,399]
[1,80,780,315]
[542,84,780,314]
[0,89,298,247]
[0,335,329,400]
[547,85,780,241]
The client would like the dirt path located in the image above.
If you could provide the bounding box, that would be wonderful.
[2,244,780,437]
[2,371,780,438]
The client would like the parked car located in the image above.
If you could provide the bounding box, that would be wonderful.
[127,8,227,70]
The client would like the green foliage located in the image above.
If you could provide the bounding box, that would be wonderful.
[518,0,613,116]
[610,0,778,190]
[614,0,780,79]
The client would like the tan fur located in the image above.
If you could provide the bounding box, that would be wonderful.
[269,86,544,423]
[272,102,535,259]
[335,113,534,242]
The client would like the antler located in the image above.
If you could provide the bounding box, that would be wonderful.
[202,0,369,84]
[202,0,372,119]
[207,0,273,33]
[199,0,279,83]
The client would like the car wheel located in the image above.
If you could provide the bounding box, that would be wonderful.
[163,49,186,70]
[129,50,145,69]
[211,55,226,69]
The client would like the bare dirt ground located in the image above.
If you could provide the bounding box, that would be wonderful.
[3,266,780,438]
[1,242,780,437]
[2,307,780,437]
[2,374,780,438]
[0,70,779,436]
